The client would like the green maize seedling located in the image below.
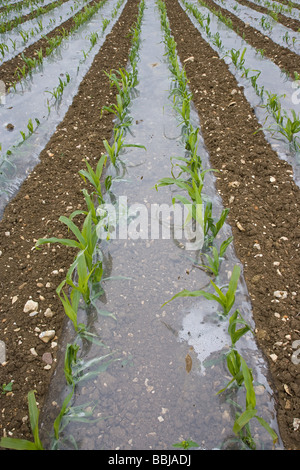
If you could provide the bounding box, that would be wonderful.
[56,282,81,332]
[227,355,278,445]
[162,265,241,317]
[58,250,101,305]
[173,440,199,449]
[0,391,44,450]
[79,154,107,199]
[197,236,233,277]
[103,128,146,166]
[35,211,97,272]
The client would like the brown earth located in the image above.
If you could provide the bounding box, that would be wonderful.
[0,0,299,451]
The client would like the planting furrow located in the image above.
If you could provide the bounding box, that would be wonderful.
[0,0,141,445]
[0,0,104,89]
[198,0,300,78]
[164,0,300,451]
[212,0,300,53]
[0,0,70,33]
[235,0,300,32]
[275,0,300,8]
[181,0,300,183]
[36,0,282,450]
[0,0,52,14]
[0,0,124,183]
[0,0,89,64]
[246,0,300,20]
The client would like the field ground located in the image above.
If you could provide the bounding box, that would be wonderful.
[0,0,299,450]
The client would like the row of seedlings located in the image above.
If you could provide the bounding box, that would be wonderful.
[0,0,146,450]
[156,0,278,450]
[213,0,300,49]
[0,0,70,33]
[0,0,126,174]
[0,0,90,62]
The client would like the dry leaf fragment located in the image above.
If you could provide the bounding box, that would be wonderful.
[284,384,292,396]
[185,354,192,373]
[236,221,245,231]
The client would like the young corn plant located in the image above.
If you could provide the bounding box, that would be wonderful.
[228,47,247,70]
[203,201,230,249]
[195,236,233,277]
[35,210,98,274]
[219,350,278,446]
[79,154,108,201]
[162,264,241,318]
[0,391,44,450]
[103,128,146,167]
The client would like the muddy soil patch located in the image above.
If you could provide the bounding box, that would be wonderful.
[165,0,300,450]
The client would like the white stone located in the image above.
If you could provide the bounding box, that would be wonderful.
[39,330,55,343]
[274,291,288,299]
[44,308,54,318]
[293,418,300,431]
[29,311,38,317]
[24,300,39,313]
[270,353,278,362]
[30,348,38,356]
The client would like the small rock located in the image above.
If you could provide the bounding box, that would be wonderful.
[23,300,39,313]
[254,385,265,396]
[270,353,278,362]
[44,364,52,370]
[270,176,276,183]
[29,311,38,317]
[42,352,53,365]
[44,308,54,318]
[284,384,292,396]
[11,296,18,304]
[274,290,288,299]
[293,418,300,431]
[222,410,231,422]
[39,330,55,343]
[30,348,38,356]
[229,181,240,188]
